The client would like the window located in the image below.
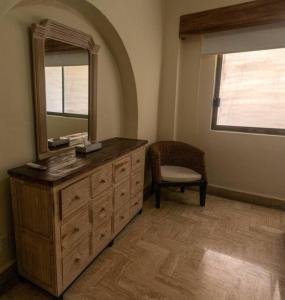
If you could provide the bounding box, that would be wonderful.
[212,48,285,135]
[45,65,88,118]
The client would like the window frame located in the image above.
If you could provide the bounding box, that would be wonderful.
[46,65,88,119]
[211,54,285,136]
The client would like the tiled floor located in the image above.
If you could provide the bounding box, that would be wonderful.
[2,190,285,299]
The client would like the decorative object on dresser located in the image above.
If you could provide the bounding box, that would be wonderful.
[8,137,147,299]
[150,141,207,209]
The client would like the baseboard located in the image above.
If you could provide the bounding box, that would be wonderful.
[208,185,285,210]
[0,262,17,295]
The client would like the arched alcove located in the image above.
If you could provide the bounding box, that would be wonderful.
[1,0,138,138]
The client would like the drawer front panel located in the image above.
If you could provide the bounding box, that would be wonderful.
[62,237,89,288]
[61,178,90,220]
[93,220,112,256]
[93,192,112,228]
[114,179,130,211]
[91,164,112,197]
[130,193,143,218]
[131,170,144,196]
[113,156,131,183]
[113,204,129,236]
[131,148,145,172]
[61,207,90,255]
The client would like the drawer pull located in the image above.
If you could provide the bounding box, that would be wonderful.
[74,257,81,264]
[136,181,140,185]
[120,192,125,197]
[120,168,126,173]
[72,227,80,234]
[72,195,80,201]
[136,159,141,163]
[100,233,105,239]
[120,215,125,220]
[100,207,106,213]
[100,179,106,184]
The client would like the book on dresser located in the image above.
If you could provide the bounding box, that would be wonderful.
[8,137,147,298]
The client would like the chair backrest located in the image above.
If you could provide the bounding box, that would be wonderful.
[150,141,206,182]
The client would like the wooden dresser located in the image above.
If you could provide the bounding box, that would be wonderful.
[8,138,147,298]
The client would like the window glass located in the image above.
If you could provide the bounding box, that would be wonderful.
[216,48,285,130]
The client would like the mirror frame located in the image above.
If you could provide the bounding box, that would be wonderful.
[30,19,100,160]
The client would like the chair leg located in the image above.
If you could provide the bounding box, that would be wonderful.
[180,186,185,193]
[199,182,207,207]
[155,184,161,209]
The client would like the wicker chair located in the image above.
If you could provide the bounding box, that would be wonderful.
[150,141,207,208]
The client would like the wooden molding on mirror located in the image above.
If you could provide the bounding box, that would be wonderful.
[31,19,100,160]
[179,0,285,38]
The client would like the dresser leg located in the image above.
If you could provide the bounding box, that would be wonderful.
[53,295,63,300]
[108,240,114,247]
[138,209,143,215]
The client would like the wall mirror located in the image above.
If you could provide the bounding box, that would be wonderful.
[31,20,100,160]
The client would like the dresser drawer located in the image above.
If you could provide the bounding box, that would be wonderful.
[114,179,130,211]
[62,237,90,288]
[61,178,90,220]
[93,192,112,228]
[131,170,144,196]
[61,206,90,255]
[113,203,129,236]
[93,220,112,256]
[91,164,112,197]
[130,193,143,218]
[131,148,145,172]
[113,156,130,183]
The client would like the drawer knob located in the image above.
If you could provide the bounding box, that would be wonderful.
[136,159,140,163]
[100,207,105,213]
[120,192,125,197]
[72,195,80,201]
[120,215,125,220]
[100,233,105,239]
[100,179,106,184]
[134,202,139,205]
[72,227,80,234]
[74,257,81,264]
[136,181,140,185]
[120,168,126,173]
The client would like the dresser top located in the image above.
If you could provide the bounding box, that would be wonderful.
[8,138,147,186]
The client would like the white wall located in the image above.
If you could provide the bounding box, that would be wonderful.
[158,0,285,200]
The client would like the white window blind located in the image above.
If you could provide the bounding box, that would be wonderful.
[202,24,285,55]
[216,48,285,130]
[64,66,89,115]
[45,67,62,113]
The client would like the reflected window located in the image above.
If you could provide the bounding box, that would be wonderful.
[45,65,88,118]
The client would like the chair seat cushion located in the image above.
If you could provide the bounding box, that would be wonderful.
[161,165,202,182]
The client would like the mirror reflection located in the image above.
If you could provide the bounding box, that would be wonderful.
[44,39,89,150]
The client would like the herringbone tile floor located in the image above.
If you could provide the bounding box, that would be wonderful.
[2,190,285,300]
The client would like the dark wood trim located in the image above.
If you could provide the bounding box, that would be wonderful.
[212,124,285,136]
[208,185,285,210]
[8,138,148,186]
[47,112,88,119]
[180,0,285,38]
[0,263,17,296]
